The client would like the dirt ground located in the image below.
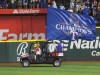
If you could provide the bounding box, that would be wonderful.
[0,62,21,67]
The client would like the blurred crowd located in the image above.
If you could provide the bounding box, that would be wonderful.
[68,0,100,17]
[52,0,100,17]
[0,0,54,9]
[70,0,100,24]
[0,0,100,17]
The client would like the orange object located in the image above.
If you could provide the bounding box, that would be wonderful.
[50,52,59,56]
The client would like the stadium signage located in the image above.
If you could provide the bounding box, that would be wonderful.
[0,29,45,40]
[0,9,47,14]
[16,36,100,61]
[56,24,93,40]
[13,9,40,14]
[56,24,92,34]
[17,42,28,61]
[61,37,100,51]
[69,37,99,49]
[0,29,100,50]
[91,51,100,56]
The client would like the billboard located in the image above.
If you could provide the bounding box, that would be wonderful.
[0,16,46,41]
[0,9,47,15]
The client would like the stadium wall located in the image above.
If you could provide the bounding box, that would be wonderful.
[0,16,100,62]
[0,15,46,62]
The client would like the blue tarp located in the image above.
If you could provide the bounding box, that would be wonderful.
[46,8,96,41]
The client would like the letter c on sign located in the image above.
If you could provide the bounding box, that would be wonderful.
[91,51,96,56]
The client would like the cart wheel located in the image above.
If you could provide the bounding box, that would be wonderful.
[22,60,30,67]
[53,59,61,67]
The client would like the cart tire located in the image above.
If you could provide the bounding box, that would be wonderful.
[53,59,61,67]
[22,60,30,67]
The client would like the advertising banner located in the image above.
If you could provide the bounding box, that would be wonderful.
[0,9,47,15]
[0,16,46,41]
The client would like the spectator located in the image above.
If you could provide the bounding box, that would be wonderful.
[47,0,51,6]
[59,4,65,10]
[47,0,53,7]
[0,4,2,9]
[67,8,73,12]
[75,2,80,12]
[92,0,97,17]
[35,0,40,8]
[52,0,57,8]
[0,0,2,8]
[85,0,90,9]
[70,1,74,9]
[40,0,47,8]
[10,0,16,8]
[97,1,100,17]
[29,0,32,8]
[17,0,22,8]
[4,0,7,9]
[78,2,82,13]
[7,0,11,8]
[15,0,17,8]
[29,0,35,8]
[23,0,28,8]
[32,0,36,8]
[0,0,7,9]
[83,6,90,16]
[81,3,86,13]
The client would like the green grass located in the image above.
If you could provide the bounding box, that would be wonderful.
[0,62,100,75]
